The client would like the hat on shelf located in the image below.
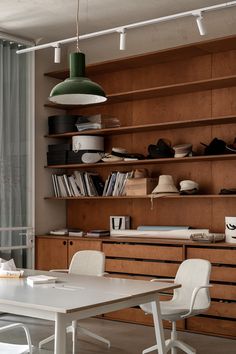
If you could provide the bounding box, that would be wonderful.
[148,139,175,159]
[173,143,192,158]
[226,137,236,153]
[179,180,199,195]
[201,137,226,155]
[152,175,179,194]
[101,153,124,162]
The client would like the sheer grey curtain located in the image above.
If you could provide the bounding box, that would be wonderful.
[0,39,30,266]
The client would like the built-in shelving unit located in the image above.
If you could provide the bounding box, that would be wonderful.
[39,35,236,338]
[45,114,236,138]
[44,75,236,110]
[45,194,236,200]
[46,153,236,169]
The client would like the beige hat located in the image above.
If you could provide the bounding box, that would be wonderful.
[152,175,179,194]
[180,180,199,191]
[173,143,192,158]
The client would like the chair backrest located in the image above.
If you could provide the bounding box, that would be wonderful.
[172,258,211,311]
[68,250,105,276]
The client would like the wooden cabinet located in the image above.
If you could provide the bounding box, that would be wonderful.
[39,35,236,338]
[35,236,102,270]
[102,238,236,338]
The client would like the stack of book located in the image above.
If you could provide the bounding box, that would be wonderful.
[75,114,120,131]
[103,170,134,196]
[51,171,104,197]
[27,275,58,286]
[86,230,110,237]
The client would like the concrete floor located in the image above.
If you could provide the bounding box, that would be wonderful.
[0,314,235,353]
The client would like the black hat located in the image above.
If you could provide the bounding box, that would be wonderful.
[148,139,174,159]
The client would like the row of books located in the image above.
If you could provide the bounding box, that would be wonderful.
[51,171,104,197]
[103,170,134,196]
[51,170,134,197]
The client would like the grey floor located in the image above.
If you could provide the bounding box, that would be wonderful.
[0,314,235,354]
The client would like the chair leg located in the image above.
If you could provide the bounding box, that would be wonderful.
[170,322,177,354]
[78,326,111,348]
[175,340,196,354]
[142,344,158,354]
[38,325,72,349]
[72,320,78,354]
[165,321,196,354]
[38,333,55,349]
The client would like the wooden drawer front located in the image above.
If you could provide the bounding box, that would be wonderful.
[187,317,236,337]
[211,266,236,283]
[68,240,102,265]
[211,284,236,301]
[105,259,179,277]
[207,301,236,319]
[103,243,182,261]
[103,308,185,329]
[72,240,102,251]
[187,247,236,265]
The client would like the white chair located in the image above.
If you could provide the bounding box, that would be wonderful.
[140,258,212,354]
[0,323,33,353]
[39,250,110,353]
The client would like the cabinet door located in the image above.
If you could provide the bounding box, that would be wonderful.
[68,239,102,265]
[35,237,68,270]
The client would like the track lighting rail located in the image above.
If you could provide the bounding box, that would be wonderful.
[16,1,236,55]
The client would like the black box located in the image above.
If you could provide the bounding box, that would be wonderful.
[47,151,67,165]
[48,115,78,134]
[48,143,71,152]
[67,151,83,164]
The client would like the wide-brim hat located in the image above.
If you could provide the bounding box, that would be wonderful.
[173,143,192,158]
[152,175,179,194]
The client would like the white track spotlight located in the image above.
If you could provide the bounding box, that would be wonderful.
[194,12,207,36]
[54,44,61,63]
[119,28,126,50]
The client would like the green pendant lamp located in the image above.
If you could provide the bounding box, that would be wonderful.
[49,52,107,105]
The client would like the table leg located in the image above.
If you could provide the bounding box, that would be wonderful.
[151,296,167,354]
[55,313,67,354]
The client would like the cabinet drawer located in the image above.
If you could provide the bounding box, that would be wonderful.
[187,317,236,337]
[187,247,236,265]
[210,284,236,301]
[68,240,102,265]
[105,259,179,277]
[103,308,184,329]
[103,243,183,261]
[211,266,236,283]
[207,301,236,319]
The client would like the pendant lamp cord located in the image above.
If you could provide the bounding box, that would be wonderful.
[76,0,81,52]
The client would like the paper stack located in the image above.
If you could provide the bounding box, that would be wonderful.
[27,275,58,286]
[0,258,24,278]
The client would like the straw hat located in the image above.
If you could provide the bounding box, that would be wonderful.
[152,175,179,194]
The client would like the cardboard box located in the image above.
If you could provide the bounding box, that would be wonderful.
[125,178,158,196]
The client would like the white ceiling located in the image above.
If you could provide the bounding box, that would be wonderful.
[0,0,235,44]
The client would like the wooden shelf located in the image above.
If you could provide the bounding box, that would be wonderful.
[45,194,236,200]
[45,154,236,169]
[44,35,236,79]
[44,75,236,110]
[45,115,236,138]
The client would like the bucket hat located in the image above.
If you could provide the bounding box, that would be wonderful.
[152,175,179,194]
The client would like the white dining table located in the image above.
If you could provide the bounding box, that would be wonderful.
[0,269,179,354]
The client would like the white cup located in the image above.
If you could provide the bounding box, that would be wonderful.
[225,216,236,243]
